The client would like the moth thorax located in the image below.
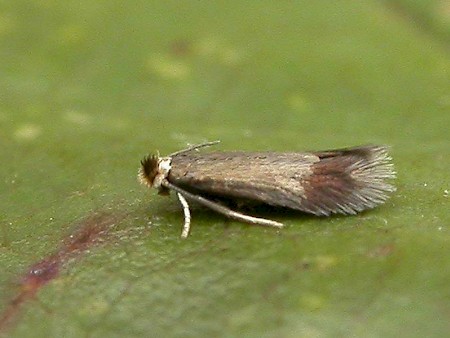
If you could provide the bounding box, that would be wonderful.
[153,157,172,189]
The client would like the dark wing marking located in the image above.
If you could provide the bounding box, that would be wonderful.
[301,145,396,215]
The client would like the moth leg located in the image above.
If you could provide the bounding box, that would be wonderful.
[163,180,284,229]
[176,192,191,238]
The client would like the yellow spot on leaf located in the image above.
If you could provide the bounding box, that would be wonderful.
[64,110,91,125]
[146,54,190,80]
[315,255,338,271]
[0,14,15,36]
[220,47,244,65]
[14,124,42,141]
[79,299,110,317]
[438,0,450,22]
[287,93,310,111]
[300,293,326,311]
[194,37,245,66]
[57,24,86,45]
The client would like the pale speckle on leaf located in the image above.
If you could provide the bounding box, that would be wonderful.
[299,293,326,310]
[108,117,129,130]
[437,1,450,22]
[241,129,253,138]
[219,47,245,66]
[14,124,42,141]
[57,24,86,45]
[314,255,338,271]
[64,110,92,125]
[438,95,450,107]
[146,54,190,80]
[194,37,245,66]
[0,14,15,36]
[194,37,222,56]
[80,299,110,317]
[287,93,310,112]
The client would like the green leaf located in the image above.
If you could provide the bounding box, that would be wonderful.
[1,1,449,337]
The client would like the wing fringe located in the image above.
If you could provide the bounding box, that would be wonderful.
[301,145,396,216]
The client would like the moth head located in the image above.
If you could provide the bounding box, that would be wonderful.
[138,154,172,190]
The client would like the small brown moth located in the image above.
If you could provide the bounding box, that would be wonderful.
[139,141,396,238]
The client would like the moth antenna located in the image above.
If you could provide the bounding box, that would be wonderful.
[169,140,220,157]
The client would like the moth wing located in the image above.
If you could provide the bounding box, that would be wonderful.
[169,152,319,210]
[169,146,395,216]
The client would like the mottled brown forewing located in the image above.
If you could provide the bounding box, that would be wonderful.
[168,151,320,210]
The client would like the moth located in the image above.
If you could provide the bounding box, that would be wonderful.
[139,141,396,238]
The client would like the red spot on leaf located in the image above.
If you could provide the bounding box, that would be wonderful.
[0,212,125,333]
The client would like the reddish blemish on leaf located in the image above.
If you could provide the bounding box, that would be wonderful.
[0,212,124,333]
